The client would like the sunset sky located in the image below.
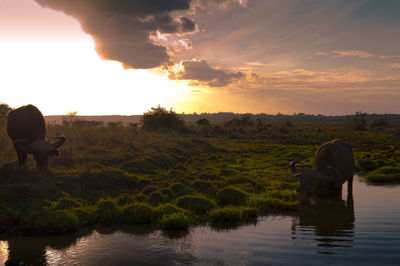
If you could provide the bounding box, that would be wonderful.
[1,0,400,115]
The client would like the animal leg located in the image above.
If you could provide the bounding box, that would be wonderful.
[13,144,27,166]
[33,151,48,170]
[347,175,353,196]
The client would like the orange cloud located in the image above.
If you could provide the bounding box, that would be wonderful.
[332,50,375,58]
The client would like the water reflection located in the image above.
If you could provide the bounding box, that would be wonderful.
[2,177,400,265]
[292,195,355,255]
[5,230,92,265]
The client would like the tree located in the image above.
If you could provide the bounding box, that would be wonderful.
[141,106,185,131]
[196,118,210,126]
[352,111,367,131]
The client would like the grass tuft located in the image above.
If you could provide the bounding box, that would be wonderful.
[365,166,400,182]
[175,195,216,214]
[216,187,248,206]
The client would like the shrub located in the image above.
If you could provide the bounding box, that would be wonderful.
[192,180,217,196]
[148,191,169,206]
[160,213,190,230]
[216,187,248,206]
[156,203,186,216]
[196,118,210,126]
[53,197,82,210]
[134,194,147,202]
[357,158,377,171]
[160,188,174,199]
[97,199,121,224]
[51,210,79,233]
[170,183,193,197]
[0,204,18,233]
[249,196,299,213]
[210,207,241,224]
[74,207,96,226]
[22,209,79,234]
[199,173,224,181]
[141,106,185,131]
[116,193,135,206]
[122,203,156,225]
[175,195,216,214]
[227,177,255,186]
[365,167,400,182]
[241,207,258,220]
[265,189,298,201]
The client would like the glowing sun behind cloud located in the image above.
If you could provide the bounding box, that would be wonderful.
[0,37,192,115]
[0,0,195,115]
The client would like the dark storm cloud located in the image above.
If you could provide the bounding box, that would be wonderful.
[170,59,244,86]
[34,0,196,69]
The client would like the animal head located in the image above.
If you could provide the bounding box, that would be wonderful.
[290,160,339,196]
[16,136,65,168]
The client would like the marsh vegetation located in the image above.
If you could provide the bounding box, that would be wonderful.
[1,104,400,237]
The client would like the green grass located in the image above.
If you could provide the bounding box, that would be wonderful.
[216,187,248,206]
[160,212,190,230]
[175,195,217,214]
[365,167,400,182]
[1,119,399,236]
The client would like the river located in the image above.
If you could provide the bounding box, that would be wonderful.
[1,176,399,265]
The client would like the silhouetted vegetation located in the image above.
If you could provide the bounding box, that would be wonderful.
[141,106,185,132]
[0,105,399,237]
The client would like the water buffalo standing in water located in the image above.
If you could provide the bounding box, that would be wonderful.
[7,104,65,170]
[290,139,354,197]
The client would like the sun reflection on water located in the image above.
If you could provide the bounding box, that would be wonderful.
[0,241,9,264]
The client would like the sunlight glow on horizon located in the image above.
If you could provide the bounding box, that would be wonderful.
[0,37,196,115]
[0,0,202,116]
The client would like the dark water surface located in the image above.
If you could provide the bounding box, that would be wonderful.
[1,176,399,265]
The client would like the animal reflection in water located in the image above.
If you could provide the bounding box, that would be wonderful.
[291,195,355,254]
[5,232,84,266]
[4,227,153,265]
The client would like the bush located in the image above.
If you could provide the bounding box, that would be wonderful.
[216,187,248,206]
[122,203,156,225]
[156,203,186,216]
[53,197,82,210]
[365,167,400,182]
[148,191,169,206]
[241,207,258,220]
[22,209,79,234]
[96,199,121,224]
[175,195,216,214]
[160,213,190,230]
[116,193,135,206]
[74,207,96,226]
[196,118,210,126]
[249,196,299,213]
[357,158,377,171]
[141,106,185,131]
[192,180,217,196]
[210,207,241,224]
[170,183,193,197]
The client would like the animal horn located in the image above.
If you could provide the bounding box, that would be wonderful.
[290,160,301,175]
[51,136,65,150]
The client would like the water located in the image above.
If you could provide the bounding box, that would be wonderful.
[1,176,400,265]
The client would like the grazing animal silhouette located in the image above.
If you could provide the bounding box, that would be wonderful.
[7,104,65,170]
[290,139,354,197]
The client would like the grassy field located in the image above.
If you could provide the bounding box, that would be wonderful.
[1,115,400,236]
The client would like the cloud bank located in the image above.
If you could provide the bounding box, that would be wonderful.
[34,0,196,69]
[169,59,244,86]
